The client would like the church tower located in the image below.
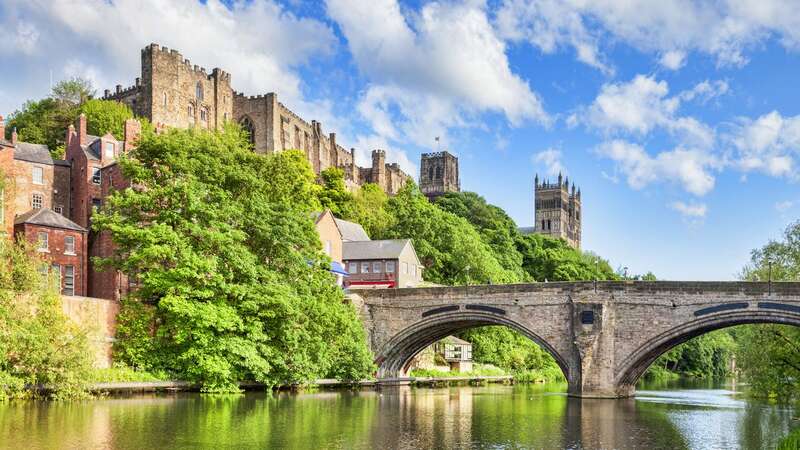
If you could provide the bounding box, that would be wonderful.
[420,151,460,201]
[533,173,581,248]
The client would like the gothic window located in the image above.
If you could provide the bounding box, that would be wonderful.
[163,92,168,107]
[188,104,195,118]
[435,166,442,179]
[541,220,545,230]
[240,116,255,147]
[547,219,551,230]
[196,81,203,101]
[200,108,208,122]
[428,166,434,180]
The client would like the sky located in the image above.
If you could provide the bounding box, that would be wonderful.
[1,0,799,280]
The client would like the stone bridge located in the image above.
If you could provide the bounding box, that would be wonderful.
[348,281,800,398]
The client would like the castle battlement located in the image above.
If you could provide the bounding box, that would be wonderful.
[421,151,457,160]
[277,101,313,129]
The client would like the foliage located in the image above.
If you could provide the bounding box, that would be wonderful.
[647,330,736,379]
[79,99,134,140]
[778,426,800,450]
[516,233,617,282]
[93,126,373,392]
[91,365,166,383]
[459,326,563,375]
[409,364,507,378]
[317,167,355,218]
[51,77,95,106]
[736,221,800,398]
[0,240,93,400]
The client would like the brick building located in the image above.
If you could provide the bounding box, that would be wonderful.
[14,208,88,296]
[103,43,410,194]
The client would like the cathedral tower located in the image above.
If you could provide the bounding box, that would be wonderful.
[419,151,460,201]
[534,173,581,248]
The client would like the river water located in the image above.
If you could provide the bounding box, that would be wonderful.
[0,379,796,449]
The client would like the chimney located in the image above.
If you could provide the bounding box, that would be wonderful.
[0,115,4,141]
[11,127,17,145]
[77,114,87,145]
[66,124,75,149]
[123,118,141,151]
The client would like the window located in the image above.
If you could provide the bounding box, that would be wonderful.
[163,92,168,107]
[54,206,63,215]
[240,116,255,146]
[402,262,408,274]
[435,166,442,179]
[386,261,395,273]
[92,167,101,184]
[200,108,207,121]
[92,198,101,211]
[32,193,43,209]
[361,262,370,274]
[428,166,434,180]
[348,262,358,274]
[373,261,382,273]
[547,220,551,230]
[188,104,195,118]
[37,231,48,251]
[196,81,203,101]
[63,265,75,296]
[104,142,114,158]
[32,166,44,185]
[64,236,76,255]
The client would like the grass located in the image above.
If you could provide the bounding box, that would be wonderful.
[778,426,800,450]
[90,366,168,383]
[410,364,507,379]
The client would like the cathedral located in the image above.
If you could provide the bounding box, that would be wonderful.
[103,43,410,194]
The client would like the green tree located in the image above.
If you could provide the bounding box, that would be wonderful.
[516,232,617,282]
[79,99,134,140]
[0,239,93,400]
[317,167,356,217]
[736,221,800,397]
[51,77,95,106]
[93,126,372,392]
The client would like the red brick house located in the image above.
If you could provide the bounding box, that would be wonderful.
[14,208,88,296]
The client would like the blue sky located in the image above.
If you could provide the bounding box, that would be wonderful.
[1,0,799,280]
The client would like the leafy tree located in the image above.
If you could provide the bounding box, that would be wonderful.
[348,183,393,239]
[379,182,514,285]
[51,77,95,106]
[736,221,800,397]
[79,99,134,140]
[0,239,92,400]
[516,233,617,282]
[93,126,372,392]
[318,167,356,218]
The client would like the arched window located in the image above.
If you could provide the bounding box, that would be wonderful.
[163,92,168,107]
[188,103,194,118]
[240,116,255,147]
[196,81,203,101]
[435,166,442,179]
[428,166,434,180]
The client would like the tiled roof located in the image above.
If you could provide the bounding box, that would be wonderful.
[334,218,370,241]
[343,239,411,260]
[13,142,53,165]
[82,135,101,160]
[14,208,87,232]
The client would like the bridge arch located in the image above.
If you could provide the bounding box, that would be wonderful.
[374,311,573,383]
[615,309,800,394]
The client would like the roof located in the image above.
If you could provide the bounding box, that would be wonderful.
[518,226,536,235]
[343,239,414,260]
[440,336,472,346]
[53,159,71,167]
[82,135,102,160]
[14,208,87,232]
[13,142,53,165]
[335,218,370,241]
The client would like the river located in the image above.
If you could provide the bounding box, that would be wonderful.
[0,379,796,449]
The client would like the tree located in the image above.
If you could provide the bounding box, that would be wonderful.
[51,77,95,106]
[736,221,800,397]
[317,167,356,218]
[93,126,372,392]
[0,239,93,400]
[79,99,134,140]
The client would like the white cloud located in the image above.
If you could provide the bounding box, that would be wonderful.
[496,0,800,70]
[0,0,335,114]
[351,133,418,181]
[326,0,548,149]
[595,140,717,196]
[775,200,795,212]
[729,110,800,178]
[532,148,564,176]
[660,50,687,70]
[670,201,708,218]
[575,74,716,148]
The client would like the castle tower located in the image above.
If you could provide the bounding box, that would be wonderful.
[371,149,387,189]
[533,173,581,248]
[419,151,460,201]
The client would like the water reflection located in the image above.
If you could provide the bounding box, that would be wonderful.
[0,381,795,449]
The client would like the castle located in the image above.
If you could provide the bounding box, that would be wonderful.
[529,173,582,249]
[419,151,460,201]
[102,43,409,194]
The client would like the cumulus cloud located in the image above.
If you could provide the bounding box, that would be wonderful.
[595,140,717,196]
[532,148,565,176]
[496,0,800,70]
[670,201,708,218]
[574,74,716,148]
[326,0,548,149]
[0,0,336,116]
[728,110,800,178]
[775,200,795,213]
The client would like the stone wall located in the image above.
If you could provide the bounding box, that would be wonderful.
[419,151,460,200]
[61,296,120,369]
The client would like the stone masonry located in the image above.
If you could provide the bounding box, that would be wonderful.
[419,151,460,201]
[349,281,800,397]
[533,172,581,248]
[103,44,410,195]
